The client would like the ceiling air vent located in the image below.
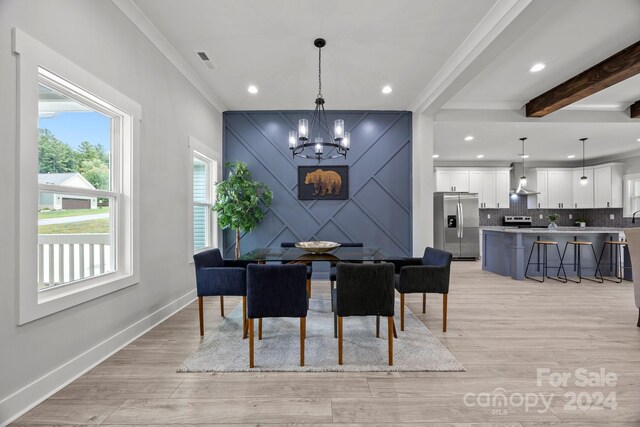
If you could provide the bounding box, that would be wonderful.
[196,51,215,70]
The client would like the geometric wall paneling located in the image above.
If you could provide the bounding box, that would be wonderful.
[223,111,412,273]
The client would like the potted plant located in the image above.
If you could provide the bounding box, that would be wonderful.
[575,217,587,228]
[548,213,559,230]
[213,161,273,259]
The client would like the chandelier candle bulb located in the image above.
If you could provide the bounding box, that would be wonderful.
[315,143,323,154]
[289,131,297,148]
[342,132,350,149]
[298,119,309,140]
[334,119,344,139]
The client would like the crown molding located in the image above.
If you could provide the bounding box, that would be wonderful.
[409,0,532,114]
[111,0,226,113]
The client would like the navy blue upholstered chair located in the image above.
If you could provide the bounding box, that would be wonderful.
[281,242,313,298]
[334,263,395,366]
[247,264,309,368]
[193,248,254,337]
[393,247,452,332]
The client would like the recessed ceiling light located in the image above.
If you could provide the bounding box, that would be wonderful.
[247,85,258,94]
[476,154,484,159]
[432,154,439,158]
[382,85,392,94]
[520,154,530,159]
[567,154,576,159]
[530,63,546,72]
[464,136,474,141]
[637,138,640,142]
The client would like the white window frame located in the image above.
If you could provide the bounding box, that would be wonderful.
[623,172,640,217]
[13,28,140,324]
[187,136,220,261]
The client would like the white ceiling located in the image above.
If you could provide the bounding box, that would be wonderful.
[132,0,496,110]
[125,0,640,162]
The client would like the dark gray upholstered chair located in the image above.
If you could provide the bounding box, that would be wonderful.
[281,242,313,298]
[193,248,255,338]
[329,242,364,287]
[393,247,452,332]
[334,263,395,366]
[246,264,309,368]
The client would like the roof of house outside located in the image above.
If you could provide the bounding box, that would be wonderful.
[38,173,96,190]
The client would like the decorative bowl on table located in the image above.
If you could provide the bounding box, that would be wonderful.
[294,241,341,253]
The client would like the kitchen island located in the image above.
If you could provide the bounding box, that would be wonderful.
[481,227,626,280]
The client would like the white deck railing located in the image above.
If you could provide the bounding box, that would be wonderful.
[38,234,111,288]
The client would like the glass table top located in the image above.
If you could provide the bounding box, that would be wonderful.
[239,247,403,263]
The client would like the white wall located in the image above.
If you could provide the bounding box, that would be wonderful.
[412,112,434,254]
[0,0,221,423]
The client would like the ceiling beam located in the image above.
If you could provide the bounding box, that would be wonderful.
[631,100,640,118]
[525,40,640,118]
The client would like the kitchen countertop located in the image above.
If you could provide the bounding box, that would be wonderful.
[480,226,624,234]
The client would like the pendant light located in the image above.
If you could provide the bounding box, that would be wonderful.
[511,137,540,195]
[519,137,528,186]
[580,138,588,185]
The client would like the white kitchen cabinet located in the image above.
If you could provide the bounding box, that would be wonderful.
[547,170,573,209]
[469,170,496,208]
[594,164,623,208]
[495,170,510,209]
[530,170,548,208]
[572,168,594,208]
[435,170,469,192]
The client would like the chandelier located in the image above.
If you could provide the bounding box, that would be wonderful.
[288,38,350,162]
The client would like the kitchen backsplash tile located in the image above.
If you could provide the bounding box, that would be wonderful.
[480,194,636,228]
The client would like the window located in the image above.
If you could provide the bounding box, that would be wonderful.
[623,173,640,217]
[188,136,220,257]
[193,152,217,251]
[14,28,140,324]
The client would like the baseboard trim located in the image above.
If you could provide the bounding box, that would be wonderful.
[0,289,196,427]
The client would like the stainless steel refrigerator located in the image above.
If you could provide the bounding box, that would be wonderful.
[433,192,479,260]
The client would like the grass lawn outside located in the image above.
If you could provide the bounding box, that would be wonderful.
[38,207,110,219]
[39,219,110,234]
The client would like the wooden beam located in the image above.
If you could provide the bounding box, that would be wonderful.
[631,100,640,118]
[526,41,640,117]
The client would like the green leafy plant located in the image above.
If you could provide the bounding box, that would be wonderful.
[548,213,559,222]
[575,217,587,223]
[213,161,273,259]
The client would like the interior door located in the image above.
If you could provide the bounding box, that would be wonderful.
[443,194,461,257]
[459,193,479,259]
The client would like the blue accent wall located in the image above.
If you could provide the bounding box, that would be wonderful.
[223,111,412,273]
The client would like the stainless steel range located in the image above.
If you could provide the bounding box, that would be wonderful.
[503,216,533,228]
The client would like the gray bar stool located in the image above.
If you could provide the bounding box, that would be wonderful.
[525,240,567,283]
[559,240,603,283]
[597,240,627,283]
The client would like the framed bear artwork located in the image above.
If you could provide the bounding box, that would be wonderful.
[298,166,349,200]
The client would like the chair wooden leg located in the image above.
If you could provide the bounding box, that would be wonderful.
[306,278,311,300]
[392,319,398,338]
[423,293,426,313]
[338,316,343,365]
[400,293,405,331]
[443,293,448,333]
[300,317,306,367]
[249,318,254,368]
[388,316,394,366]
[637,308,639,328]
[376,315,380,338]
[220,296,224,317]
[198,296,204,336]
[242,296,248,339]
[258,318,263,340]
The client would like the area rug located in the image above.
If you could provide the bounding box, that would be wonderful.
[178,298,465,372]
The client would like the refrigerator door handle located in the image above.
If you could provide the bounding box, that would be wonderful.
[455,202,461,238]
[459,202,464,238]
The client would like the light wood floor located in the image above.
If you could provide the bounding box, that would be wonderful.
[13,262,640,426]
